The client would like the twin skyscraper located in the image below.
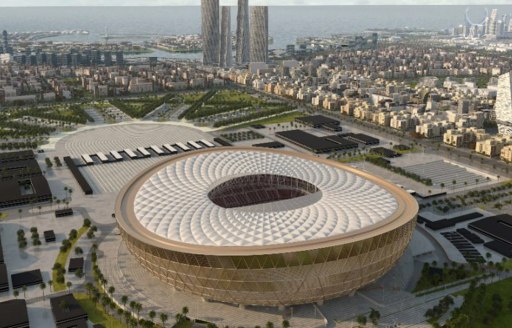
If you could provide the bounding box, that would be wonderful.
[201,0,268,67]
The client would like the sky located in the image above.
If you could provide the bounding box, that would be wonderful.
[1,0,512,6]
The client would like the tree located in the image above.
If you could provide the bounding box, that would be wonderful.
[66,281,72,293]
[266,322,274,328]
[22,285,27,298]
[121,295,129,308]
[282,320,290,328]
[13,290,19,299]
[108,286,115,296]
[182,306,189,317]
[159,313,168,327]
[369,308,381,325]
[356,314,367,326]
[18,208,22,219]
[85,282,94,297]
[40,282,46,300]
[135,302,142,320]
[48,280,53,292]
[149,310,156,322]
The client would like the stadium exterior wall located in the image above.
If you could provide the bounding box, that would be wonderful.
[115,148,418,307]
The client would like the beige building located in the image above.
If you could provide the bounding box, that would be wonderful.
[475,136,511,157]
[501,145,512,162]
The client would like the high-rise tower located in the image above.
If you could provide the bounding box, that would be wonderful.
[2,30,10,54]
[249,6,268,63]
[236,0,250,66]
[486,9,499,36]
[201,0,220,66]
[220,6,233,68]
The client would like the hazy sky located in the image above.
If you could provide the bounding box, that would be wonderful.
[2,0,511,6]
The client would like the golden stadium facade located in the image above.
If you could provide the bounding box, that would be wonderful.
[115,148,418,307]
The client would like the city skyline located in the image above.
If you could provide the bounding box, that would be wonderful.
[3,1,512,6]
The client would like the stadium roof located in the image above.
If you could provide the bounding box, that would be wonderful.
[130,149,401,248]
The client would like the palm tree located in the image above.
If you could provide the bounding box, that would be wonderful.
[131,302,141,320]
[85,282,94,297]
[124,311,132,324]
[182,306,189,316]
[22,285,27,298]
[40,282,46,300]
[149,310,156,322]
[121,295,129,309]
[48,280,53,292]
[160,313,168,327]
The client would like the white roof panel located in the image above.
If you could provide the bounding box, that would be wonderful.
[133,150,398,247]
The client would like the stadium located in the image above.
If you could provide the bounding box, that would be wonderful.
[115,147,418,307]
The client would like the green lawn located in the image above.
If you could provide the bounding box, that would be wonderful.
[225,110,302,129]
[53,226,88,291]
[74,293,127,328]
[450,277,512,327]
[0,212,8,220]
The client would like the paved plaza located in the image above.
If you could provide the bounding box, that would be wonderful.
[95,224,461,328]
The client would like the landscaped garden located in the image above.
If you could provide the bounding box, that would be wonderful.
[179,89,296,127]
[110,93,175,118]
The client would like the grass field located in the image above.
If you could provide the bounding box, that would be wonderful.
[53,226,88,291]
[74,293,126,328]
[0,212,8,220]
[225,110,302,129]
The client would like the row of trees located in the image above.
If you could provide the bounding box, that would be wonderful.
[356,308,381,326]
[178,90,218,119]
[111,93,175,119]
[90,247,172,327]
[365,155,433,186]
[0,141,39,150]
[0,120,56,139]
[425,295,455,323]
[221,131,264,142]
[8,104,94,125]
[213,106,296,128]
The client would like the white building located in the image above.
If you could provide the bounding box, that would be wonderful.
[495,72,512,135]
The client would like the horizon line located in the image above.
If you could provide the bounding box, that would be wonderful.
[1,4,510,7]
